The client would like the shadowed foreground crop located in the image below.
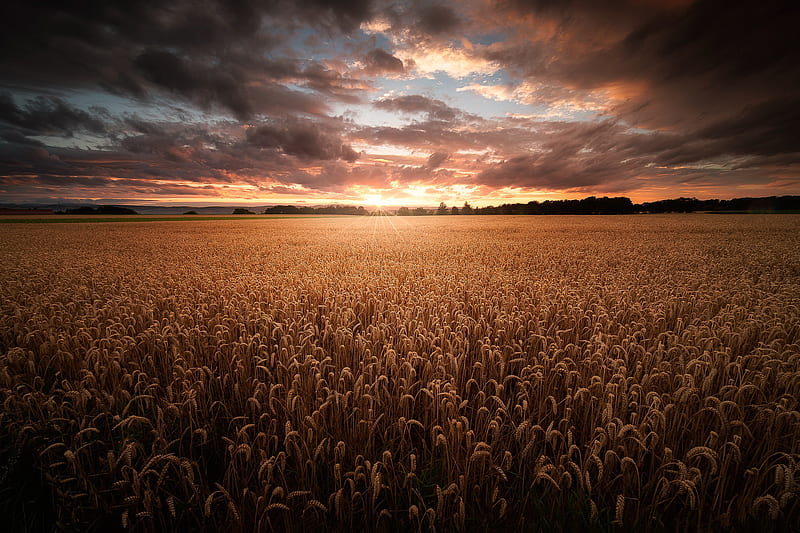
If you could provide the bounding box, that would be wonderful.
[1,215,799,531]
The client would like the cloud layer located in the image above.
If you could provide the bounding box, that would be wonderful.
[0,0,797,204]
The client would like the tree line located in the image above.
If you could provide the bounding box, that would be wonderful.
[262,205,370,215]
[394,195,800,215]
[636,196,800,213]
[50,195,800,217]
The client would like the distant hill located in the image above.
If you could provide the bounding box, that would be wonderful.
[57,205,138,215]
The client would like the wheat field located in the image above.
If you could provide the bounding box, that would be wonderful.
[1,215,799,531]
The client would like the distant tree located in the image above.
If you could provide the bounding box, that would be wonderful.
[397,207,411,216]
[436,202,448,215]
[183,211,198,215]
[451,206,459,215]
[64,205,137,215]
[471,196,635,215]
[412,207,428,216]
[262,204,369,215]
[462,195,799,215]
[636,197,699,213]
[233,208,255,214]
[264,205,300,214]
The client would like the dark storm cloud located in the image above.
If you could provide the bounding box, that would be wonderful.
[693,98,800,158]
[501,0,667,29]
[0,110,372,195]
[373,95,460,121]
[352,113,558,153]
[134,49,252,119]
[417,4,461,35]
[300,62,369,102]
[475,120,637,190]
[353,122,464,148]
[618,0,798,86]
[302,0,374,32]
[492,0,800,131]
[471,109,797,193]
[0,92,106,136]
[119,130,218,163]
[0,1,375,57]
[363,49,406,75]
[0,174,238,202]
[246,120,360,162]
[128,50,346,117]
[123,117,166,136]
[382,150,454,183]
[425,151,450,169]
[0,1,379,119]
[425,0,800,197]
[478,155,577,189]
[249,85,332,116]
[378,0,465,42]
[0,130,46,147]
[608,1,800,132]
[603,97,800,169]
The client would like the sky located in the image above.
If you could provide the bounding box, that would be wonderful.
[0,0,798,207]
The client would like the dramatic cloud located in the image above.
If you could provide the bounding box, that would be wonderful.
[0,0,797,205]
[0,93,106,136]
[363,49,406,75]
[373,95,461,121]
[425,151,450,169]
[134,49,253,118]
[246,120,360,162]
[486,0,800,130]
[417,4,461,35]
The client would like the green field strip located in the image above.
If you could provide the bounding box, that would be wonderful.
[0,215,363,223]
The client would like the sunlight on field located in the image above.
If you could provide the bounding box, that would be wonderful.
[1,215,799,531]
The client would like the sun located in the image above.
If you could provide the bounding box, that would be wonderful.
[363,193,385,210]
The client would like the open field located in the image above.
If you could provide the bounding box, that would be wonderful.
[1,215,799,532]
[0,215,351,224]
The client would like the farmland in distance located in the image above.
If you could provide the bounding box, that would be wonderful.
[1,215,799,531]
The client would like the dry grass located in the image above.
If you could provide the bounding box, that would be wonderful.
[1,214,799,531]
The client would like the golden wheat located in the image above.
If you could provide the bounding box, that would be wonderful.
[1,215,799,531]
